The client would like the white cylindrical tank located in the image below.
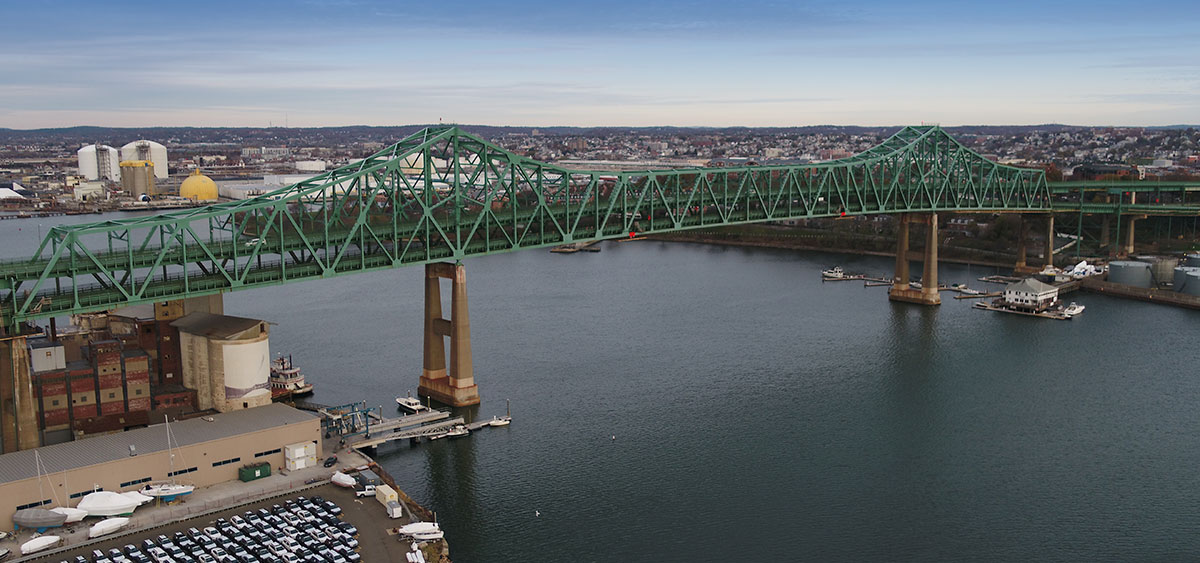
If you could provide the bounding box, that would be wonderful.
[78,144,120,181]
[120,140,169,179]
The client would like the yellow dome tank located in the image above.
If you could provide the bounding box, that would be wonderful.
[179,169,218,201]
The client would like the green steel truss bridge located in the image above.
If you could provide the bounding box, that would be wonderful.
[0,124,1074,332]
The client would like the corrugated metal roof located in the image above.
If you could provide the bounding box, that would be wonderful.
[170,312,266,340]
[0,404,316,485]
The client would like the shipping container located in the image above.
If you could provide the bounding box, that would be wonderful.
[30,342,66,373]
[285,442,311,460]
[375,484,399,504]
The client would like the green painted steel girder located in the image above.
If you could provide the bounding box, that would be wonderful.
[2,124,1057,331]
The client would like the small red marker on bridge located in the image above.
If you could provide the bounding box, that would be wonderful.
[629,231,636,238]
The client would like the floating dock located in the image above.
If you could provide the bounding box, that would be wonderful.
[972,300,1071,320]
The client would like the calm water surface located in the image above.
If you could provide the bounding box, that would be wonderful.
[4,216,1200,562]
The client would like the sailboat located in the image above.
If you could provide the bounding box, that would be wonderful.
[140,416,195,499]
[14,451,69,531]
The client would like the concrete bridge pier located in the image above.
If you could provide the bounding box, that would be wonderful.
[1122,215,1146,257]
[888,213,941,306]
[1044,215,1055,268]
[1014,215,1031,272]
[418,262,481,407]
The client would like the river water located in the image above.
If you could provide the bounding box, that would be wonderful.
[5,215,1200,562]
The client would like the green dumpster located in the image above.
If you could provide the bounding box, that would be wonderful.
[238,462,271,482]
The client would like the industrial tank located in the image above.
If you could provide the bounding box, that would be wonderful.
[1107,261,1153,288]
[120,140,169,179]
[1185,254,1200,267]
[1186,270,1200,297]
[1172,267,1197,292]
[77,144,120,181]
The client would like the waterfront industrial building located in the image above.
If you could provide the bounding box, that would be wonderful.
[0,403,320,531]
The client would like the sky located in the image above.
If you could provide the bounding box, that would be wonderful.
[1,0,1198,128]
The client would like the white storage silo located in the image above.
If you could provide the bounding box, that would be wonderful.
[120,140,169,179]
[78,144,120,181]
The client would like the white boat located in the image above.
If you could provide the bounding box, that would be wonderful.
[445,424,469,439]
[88,517,130,538]
[490,399,512,426]
[821,266,845,279]
[270,354,314,399]
[49,506,87,523]
[395,392,430,414]
[141,482,195,498]
[121,490,154,506]
[76,491,139,516]
[141,416,194,499]
[1063,302,1086,317]
[398,521,444,541]
[0,547,10,560]
[331,471,357,488]
[20,535,61,555]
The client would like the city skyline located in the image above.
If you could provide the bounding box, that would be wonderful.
[2,0,1198,129]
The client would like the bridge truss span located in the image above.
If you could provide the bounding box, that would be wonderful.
[0,125,1049,331]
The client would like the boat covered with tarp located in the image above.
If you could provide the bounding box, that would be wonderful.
[12,508,66,530]
[76,491,138,516]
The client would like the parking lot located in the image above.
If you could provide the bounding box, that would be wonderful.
[28,484,426,563]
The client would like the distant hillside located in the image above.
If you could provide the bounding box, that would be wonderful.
[0,123,1144,145]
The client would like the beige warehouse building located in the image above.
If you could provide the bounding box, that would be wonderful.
[0,403,320,531]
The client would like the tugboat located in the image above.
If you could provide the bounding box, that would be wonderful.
[271,354,315,400]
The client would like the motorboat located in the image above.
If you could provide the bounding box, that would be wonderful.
[395,392,430,414]
[12,508,66,531]
[821,266,845,279]
[331,471,357,488]
[445,424,469,439]
[49,506,87,523]
[398,521,444,541]
[88,517,130,538]
[121,490,154,506]
[20,535,61,555]
[490,399,512,426]
[1063,302,1086,317]
[0,547,11,561]
[76,491,139,516]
